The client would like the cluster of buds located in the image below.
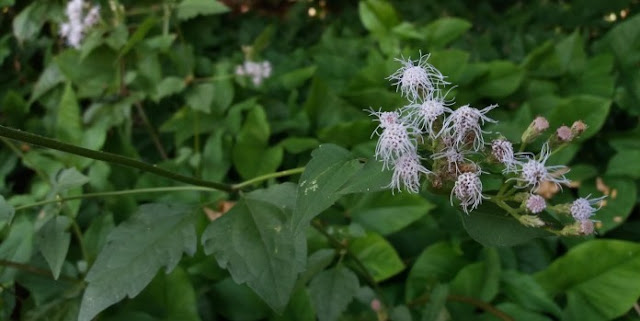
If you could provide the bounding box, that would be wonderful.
[368,52,604,235]
[60,0,101,48]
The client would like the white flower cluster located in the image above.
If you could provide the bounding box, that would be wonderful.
[235,60,272,86]
[368,52,604,233]
[60,0,100,48]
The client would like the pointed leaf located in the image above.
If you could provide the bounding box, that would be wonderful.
[78,203,197,321]
[405,242,468,301]
[37,216,71,280]
[350,192,434,235]
[57,83,83,144]
[0,218,34,282]
[348,232,405,282]
[202,183,306,312]
[309,266,360,321]
[0,195,15,227]
[177,0,230,20]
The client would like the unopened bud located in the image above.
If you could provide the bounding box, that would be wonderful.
[519,215,545,227]
[526,194,546,214]
[370,299,382,312]
[556,126,573,142]
[559,221,582,236]
[521,116,549,144]
[579,219,595,235]
[571,120,587,137]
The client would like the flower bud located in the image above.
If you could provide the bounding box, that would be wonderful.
[555,126,573,142]
[579,219,595,235]
[521,116,549,144]
[519,215,545,227]
[526,194,546,214]
[571,120,587,137]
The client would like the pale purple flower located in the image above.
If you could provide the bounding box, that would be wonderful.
[526,194,546,214]
[556,126,573,142]
[387,53,448,103]
[451,171,486,213]
[579,219,595,235]
[491,138,517,173]
[512,143,569,192]
[389,152,431,193]
[532,116,549,132]
[404,97,452,137]
[442,104,497,151]
[236,60,272,86]
[571,195,606,220]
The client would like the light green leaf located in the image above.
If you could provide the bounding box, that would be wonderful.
[350,192,434,235]
[422,284,449,321]
[606,150,640,178]
[53,167,89,193]
[120,16,157,57]
[335,159,392,195]
[475,61,524,98]
[177,0,230,20]
[423,17,472,49]
[535,240,640,321]
[30,64,65,103]
[0,217,34,282]
[309,266,360,321]
[501,270,561,317]
[202,183,306,313]
[152,77,186,102]
[349,232,405,282]
[405,242,468,301]
[186,83,214,113]
[78,203,197,321]
[0,195,15,227]
[83,213,115,262]
[12,2,48,43]
[37,216,71,280]
[279,137,319,154]
[358,0,399,33]
[232,106,283,180]
[56,83,82,144]
[281,66,317,90]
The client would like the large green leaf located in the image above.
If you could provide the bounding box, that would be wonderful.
[405,242,468,301]
[37,216,71,280]
[211,277,270,321]
[501,270,561,317]
[535,240,640,321]
[202,183,306,313]
[232,106,283,180]
[475,61,524,98]
[606,150,640,179]
[12,2,49,43]
[358,0,399,33]
[348,232,405,282]
[0,195,15,227]
[78,204,197,321]
[308,265,360,321]
[547,95,610,141]
[459,203,552,247]
[350,192,434,235]
[177,0,230,20]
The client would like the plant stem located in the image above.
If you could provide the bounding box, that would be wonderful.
[71,220,90,265]
[408,293,514,321]
[14,186,219,211]
[0,259,77,282]
[0,137,50,184]
[311,220,389,308]
[135,101,168,160]
[0,125,233,193]
[232,167,305,190]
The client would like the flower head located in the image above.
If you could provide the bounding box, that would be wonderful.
[451,171,485,213]
[556,126,573,142]
[370,113,418,169]
[432,145,473,174]
[526,194,546,214]
[579,219,595,235]
[387,53,448,103]
[513,143,569,192]
[236,60,272,86]
[60,0,100,48]
[389,152,431,193]
[442,104,497,151]
[571,195,606,220]
[491,138,517,173]
[404,97,452,137]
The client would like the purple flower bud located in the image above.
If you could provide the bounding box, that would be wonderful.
[556,126,573,142]
[571,195,605,220]
[451,171,485,213]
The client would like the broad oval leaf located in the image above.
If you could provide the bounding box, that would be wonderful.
[78,203,197,321]
[348,232,405,282]
[309,265,360,321]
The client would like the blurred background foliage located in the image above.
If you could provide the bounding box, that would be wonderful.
[0,0,640,320]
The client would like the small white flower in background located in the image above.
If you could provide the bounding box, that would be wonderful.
[235,60,272,86]
[404,97,452,138]
[526,194,546,214]
[387,53,448,103]
[443,104,497,151]
[571,195,606,220]
[389,152,431,193]
[513,142,569,192]
[451,171,486,213]
[491,138,517,173]
[60,0,100,48]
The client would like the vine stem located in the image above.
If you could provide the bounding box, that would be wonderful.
[232,167,305,190]
[408,293,514,321]
[311,220,389,309]
[0,125,234,193]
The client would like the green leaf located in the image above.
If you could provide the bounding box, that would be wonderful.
[37,216,71,280]
[606,150,640,178]
[281,66,317,90]
[120,16,157,57]
[423,17,472,49]
[450,261,499,303]
[579,177,636,233]
[475,61,524,98]
[56,49,118,98]
[501,270,561,317]
[405,242,468,301]
[0,195,15,227]
[350,192,434,235]
[422,284,449,321]
[459,203,552,247]
[56,83,82,144]
[279,137,320,154]
[0,217,34,282]
[12,2,48,43]
[358,0,399,34]
[535,240,640,321]
[83,213,115,262]
[294,144,363,232]
[211,277,270,321]
[202,183,306,312]
[52,167,89,193]
[309,265,360,321]
[554,30,586,75]
[152,77,186,102]
[547,95,610,141]
[202,129,232,181]
[78,203,197,321]
[30,63,65,103]
[348,232,405,282]
[186,83,214,113]
[232,106,283,180]
[270,288,315,321]
[593,14,640,68]
[296,249,336,288]
[177,0,230,20]
[429,50,470,84]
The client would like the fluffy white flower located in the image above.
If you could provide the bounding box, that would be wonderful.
[236,60,272,86]
[512,143,569,192]
[526,194,546,214]
[443,104,497,151]
[60,0,100,48]
[571,195,605,220]
[387,53,448,103]
[389,152,431,193]
[491,138,517,173]
[404,97,452,138]
[451,171,486,213]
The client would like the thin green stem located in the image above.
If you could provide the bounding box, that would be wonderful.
[14,186,218,211]
[1,137,50,184]
[71,220,90,265]
[135,101,168,160]
[232,167,305,190]
[408,293,514,321]
[0,125,233,193]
